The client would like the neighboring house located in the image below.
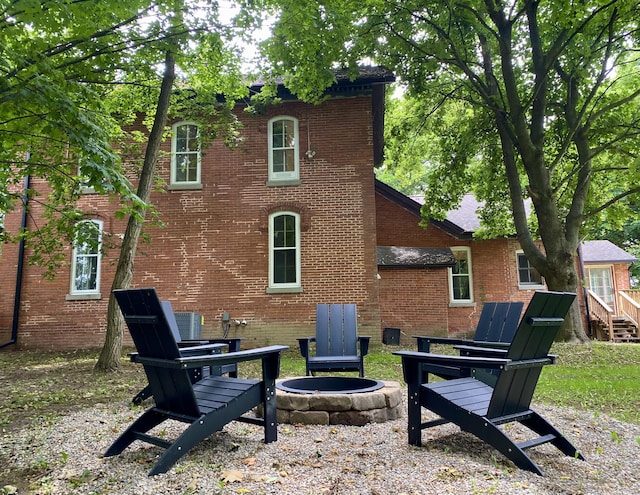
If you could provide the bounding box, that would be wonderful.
[581,240,639,341]
[375,186,638,343]
[1,68,636,350]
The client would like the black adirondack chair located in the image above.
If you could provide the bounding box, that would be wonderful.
[413,301,524,384]
[104,288,288,476]
[395,291,584,476]
[298,303,371,377]
[130,299,243,405]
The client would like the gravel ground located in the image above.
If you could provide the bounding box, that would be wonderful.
[2,398,639,494]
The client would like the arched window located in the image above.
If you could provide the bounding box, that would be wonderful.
[269,212,301,291]
[268,116,299,184]
[171,122,201,186]
[70,219,102,296]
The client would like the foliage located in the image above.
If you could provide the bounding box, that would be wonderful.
[260,0,640,340]
[0,0,259,277]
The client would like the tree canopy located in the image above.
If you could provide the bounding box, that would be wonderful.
[0,0,254,275]
[260,0,640,340]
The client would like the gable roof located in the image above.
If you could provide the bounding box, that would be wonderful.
[376,180,637,264]
[375,180,471,239]
[249,66,396,100]
[581,240,637,263]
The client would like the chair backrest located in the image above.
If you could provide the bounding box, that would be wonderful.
[160,300,183,343]
[114,288,200,417]
[475,301,524,342]
[315,304,358,356]
[486,291,576,419]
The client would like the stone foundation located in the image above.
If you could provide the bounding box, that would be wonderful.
[259,379,403,426]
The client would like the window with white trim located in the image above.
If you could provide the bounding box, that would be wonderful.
[516,251,544,288]
[449,247,473,303]
[268,117,299,183]
[269,212,301,291]
[171,122,201,186]
[70,220,102,295]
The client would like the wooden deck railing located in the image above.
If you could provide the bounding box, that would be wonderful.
[618,290,640,329]
[587,289,613,340]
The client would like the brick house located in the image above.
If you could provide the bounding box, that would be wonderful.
[1,69,393,350]
[1,68,636,350]
[375,185,637,343]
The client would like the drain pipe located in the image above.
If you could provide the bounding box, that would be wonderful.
[1,174,30,349]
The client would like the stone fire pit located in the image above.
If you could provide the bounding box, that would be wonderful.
[262,377,403,426]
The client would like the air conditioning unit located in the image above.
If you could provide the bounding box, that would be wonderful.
[174,312,203,340]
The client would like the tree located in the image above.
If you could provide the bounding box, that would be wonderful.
[94,4,256,371]
[260,0,640,341]
[0,0,178,274]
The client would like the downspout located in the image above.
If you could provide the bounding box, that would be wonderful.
[1,174,29,349]
[577,242,592,337]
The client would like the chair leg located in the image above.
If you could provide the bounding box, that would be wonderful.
[262,382,278,444]
[460,415,544,475]
[104,409,166,457]
[131,385,152,405]
[406,384,423,446]
[521,411,585,461]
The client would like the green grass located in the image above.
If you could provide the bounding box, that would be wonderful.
[1,341,639,433]
[536,343,640,424]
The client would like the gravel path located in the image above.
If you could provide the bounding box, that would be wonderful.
[2,398,639,494]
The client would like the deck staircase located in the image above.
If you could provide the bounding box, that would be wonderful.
[588,289,640,343]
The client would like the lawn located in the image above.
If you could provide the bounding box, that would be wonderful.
[1,341,639,433]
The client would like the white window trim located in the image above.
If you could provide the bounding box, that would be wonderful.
[267,211,302,292]
[170,121,201,188]
[267,116,300,184]
[448,246,474,305]
[516,250,545,289]
[69,219,102,298]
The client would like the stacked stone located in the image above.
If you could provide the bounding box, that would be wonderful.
[262,380,403,426]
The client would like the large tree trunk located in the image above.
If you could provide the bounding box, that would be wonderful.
[95,51,176,372]
[539,251,589,343]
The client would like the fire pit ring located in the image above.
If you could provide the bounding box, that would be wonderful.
[259,377,403,425]
[277,376,384,394]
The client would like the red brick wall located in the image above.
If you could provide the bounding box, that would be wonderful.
[1,96,382,350]
[375,193,539,338]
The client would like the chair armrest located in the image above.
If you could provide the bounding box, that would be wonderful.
[134,345,289,369]
[197,338,244,352]
[297,337,315,358]
[412,335,475,352]
[176,343,228,355]
[454,344,509,358]
[358,336,371,356]
[394,350,509,385]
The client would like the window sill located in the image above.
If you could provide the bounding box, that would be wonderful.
[66,293,102,301]
[266,286,304,294]
[518,284,546,290]
[449,301,476,308]
[168,183,203,191]
[266,179,301,187]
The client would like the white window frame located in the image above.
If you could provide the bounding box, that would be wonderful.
[448,246,474,304]
[267,116,300,184]
[171,121,201,187]
[586,265,615,309]
[268,211,302,292]
[516,250,545,289]
[70,219,102,297]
